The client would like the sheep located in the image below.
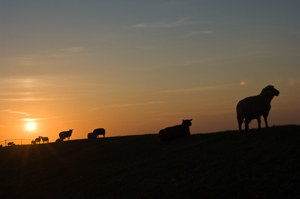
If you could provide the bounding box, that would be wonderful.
[158,119,192,142]
[31,140,36,144]
[41,137,49,143]
[93,128,105,137]
[8,142,15,146]
[56,138,63,142]
[236,85,280,132]
[35,136,41,144]
[87,132,98,139]
[59,129,73,140]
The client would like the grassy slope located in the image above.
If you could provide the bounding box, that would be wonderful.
[0,125,300,199]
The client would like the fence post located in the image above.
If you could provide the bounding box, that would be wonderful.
[21,139,22,145]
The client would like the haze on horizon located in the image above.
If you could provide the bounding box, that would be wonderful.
[1,1,300,142]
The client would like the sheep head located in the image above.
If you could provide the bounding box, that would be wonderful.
[261,85,280,98]
[182,119,192,127]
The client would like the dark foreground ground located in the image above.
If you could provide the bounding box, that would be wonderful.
[0,125,300,199]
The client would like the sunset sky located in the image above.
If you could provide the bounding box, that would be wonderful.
[1,1,300,143]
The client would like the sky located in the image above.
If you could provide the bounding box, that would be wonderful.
[1,0,300,143]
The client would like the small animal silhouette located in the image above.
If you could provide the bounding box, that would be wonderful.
[40,137,49,143]
[59,129,73,140]
[158,119,192,142]
[87,132,97,139]
[93,128,105,137]
[8,142,15,146]
[35,136,41,144]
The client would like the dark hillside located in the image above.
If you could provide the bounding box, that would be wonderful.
[0,125,300,199]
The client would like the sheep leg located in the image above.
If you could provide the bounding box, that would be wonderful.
[264,116,269,128]
[256,117,261,129]
[237,116,244,132]
[238,121,243,132]
[245,118,251,131]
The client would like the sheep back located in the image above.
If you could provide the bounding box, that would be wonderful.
[93,128,105,137]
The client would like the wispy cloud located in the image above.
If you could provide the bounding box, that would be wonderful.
[61,47,86,53]
[91,101,163,111]
[21,118,52,122]
[186,31,214,36]
[159,85,230,93]
[133,18,205,29]
[0,97,70,101]
[0,109,31,116]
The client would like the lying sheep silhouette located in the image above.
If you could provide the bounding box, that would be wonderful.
[93,128,105,137]
[31,140,36,144]
[236,85,280,132]
[59,129,73,140]
[158,119,192,142]
[87,132,97,139]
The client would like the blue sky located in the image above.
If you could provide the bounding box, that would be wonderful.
[1,1,300,141]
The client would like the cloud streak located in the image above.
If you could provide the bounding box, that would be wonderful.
[0,109,31,116]
[133,18,205,29]
[159,85,230,93]
[186,31,214,36]
[91,101,164,111]
[21,118,52,122]
[0,98,70,101]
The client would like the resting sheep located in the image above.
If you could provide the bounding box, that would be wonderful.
[59,129,73,140]
[158,119,192,142]
[41,136,49,143]
[236,85,280,132]
[88,132,98,139]
[31,140,36,144]
[93,128,105,137]
[56,138,63,142]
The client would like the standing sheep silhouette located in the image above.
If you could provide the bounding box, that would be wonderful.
[59,129,73,140]
[236,85,279,132]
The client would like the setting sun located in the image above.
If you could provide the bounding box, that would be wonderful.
[26,122,36,131]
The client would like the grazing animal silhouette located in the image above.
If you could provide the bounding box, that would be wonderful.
[8,142,15,146]
[158,119,192,142]
[41,137,49,143]
[35,136,41,144]
[236,85,280,132]
[56,138,63,142]
[93,128,105,137]
[31,140,36,144]
[88,132,97,139]
[59,129,73,140]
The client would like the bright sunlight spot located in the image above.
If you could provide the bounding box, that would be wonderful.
[26,122,36,131]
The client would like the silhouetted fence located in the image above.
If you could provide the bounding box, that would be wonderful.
[0,139,34,147]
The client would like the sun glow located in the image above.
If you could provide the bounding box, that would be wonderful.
[26,122,36,131]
